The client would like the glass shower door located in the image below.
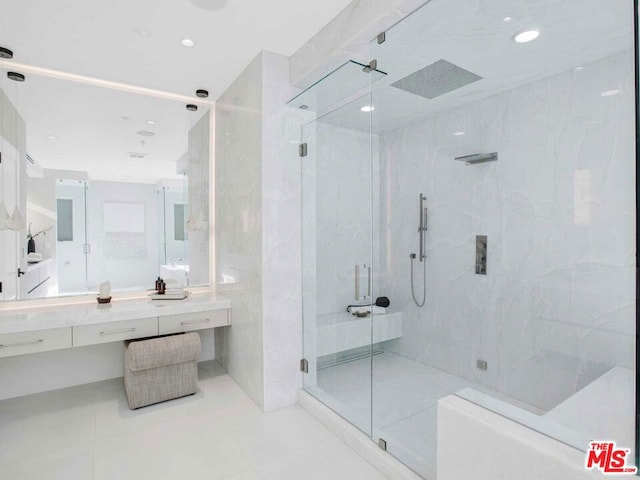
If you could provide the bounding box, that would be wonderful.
[301,92,375,436]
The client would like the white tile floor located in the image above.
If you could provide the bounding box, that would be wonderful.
[0,361,387,480]
[310,352,542,479]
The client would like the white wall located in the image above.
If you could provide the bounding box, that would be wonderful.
[87,180,159,291]
[379,52,635,413]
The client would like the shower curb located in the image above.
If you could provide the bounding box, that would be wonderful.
[297,390,426,480]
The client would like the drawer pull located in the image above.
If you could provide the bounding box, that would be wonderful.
[0,339,44,348]
[99,327,136,336]
[180,318,210,326]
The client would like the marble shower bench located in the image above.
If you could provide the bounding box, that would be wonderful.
[316,311,403,357]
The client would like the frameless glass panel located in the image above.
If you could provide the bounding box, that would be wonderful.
[368,0,636,477]
[301,92,375,436]
[289,60,386,114]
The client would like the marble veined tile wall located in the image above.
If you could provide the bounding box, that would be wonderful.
[379,52,635,411]
[261,51,311,411]
[216,51,310,411]
[215,54,265,408]
[314,122,381,317]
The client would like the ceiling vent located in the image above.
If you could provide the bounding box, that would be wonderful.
[391,59,482,99]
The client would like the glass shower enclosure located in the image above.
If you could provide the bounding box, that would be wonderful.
[291,1,637,478]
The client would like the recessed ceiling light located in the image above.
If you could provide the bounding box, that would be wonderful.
[453,131,465,136]
[361,105,375,112]
[503,16,513,22]
[146,120,156,125]
[601,89,620,97]
[181,38,196,48]
[121,116,131,120]
[0,47,14,59]
[513,28,540,43]
[47,135,57,140]
[7,71,25,82]
[573,66,585,72]
[137,130,155,137]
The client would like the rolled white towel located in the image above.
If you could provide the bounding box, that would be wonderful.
[347,305,386,315]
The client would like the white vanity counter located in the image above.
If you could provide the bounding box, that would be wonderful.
[0,293,231,358]
[26,257,53,273]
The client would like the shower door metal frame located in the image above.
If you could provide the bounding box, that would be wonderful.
[633,0,640,470]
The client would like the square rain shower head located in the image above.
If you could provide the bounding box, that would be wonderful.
[391,59,482,99]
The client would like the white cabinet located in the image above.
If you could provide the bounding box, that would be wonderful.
[158,309,229,335]
[0,327,72,358]
[73,317,158,347]
[0,294,231,357]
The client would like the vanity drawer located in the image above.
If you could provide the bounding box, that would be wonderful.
[158,309,229,335]
[0,327,72,358]
[73,317,158,347]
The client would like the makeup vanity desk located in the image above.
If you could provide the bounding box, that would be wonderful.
[0,293,231,358]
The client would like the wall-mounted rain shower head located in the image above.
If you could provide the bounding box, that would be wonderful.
[454,152,498,165]
[391,59,482,100]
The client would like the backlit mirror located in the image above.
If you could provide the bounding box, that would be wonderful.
[0,69,210,301]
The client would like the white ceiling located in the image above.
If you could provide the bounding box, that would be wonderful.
[0,0,353,99]
[307,0,634,133]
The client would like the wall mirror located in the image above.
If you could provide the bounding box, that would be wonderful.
[0,67,211,301]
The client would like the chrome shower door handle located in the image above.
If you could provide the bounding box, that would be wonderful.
[355,264,372,301]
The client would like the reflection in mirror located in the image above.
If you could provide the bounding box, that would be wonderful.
[0,70,210,301]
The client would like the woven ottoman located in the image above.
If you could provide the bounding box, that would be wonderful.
[124,332,201,409]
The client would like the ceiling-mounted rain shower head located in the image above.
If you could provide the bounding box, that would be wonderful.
[455,152,498,165]
[391,59,482,99]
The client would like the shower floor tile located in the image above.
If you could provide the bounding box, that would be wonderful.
[313,351,538,479]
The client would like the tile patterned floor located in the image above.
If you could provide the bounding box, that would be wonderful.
[0,361,386,480]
